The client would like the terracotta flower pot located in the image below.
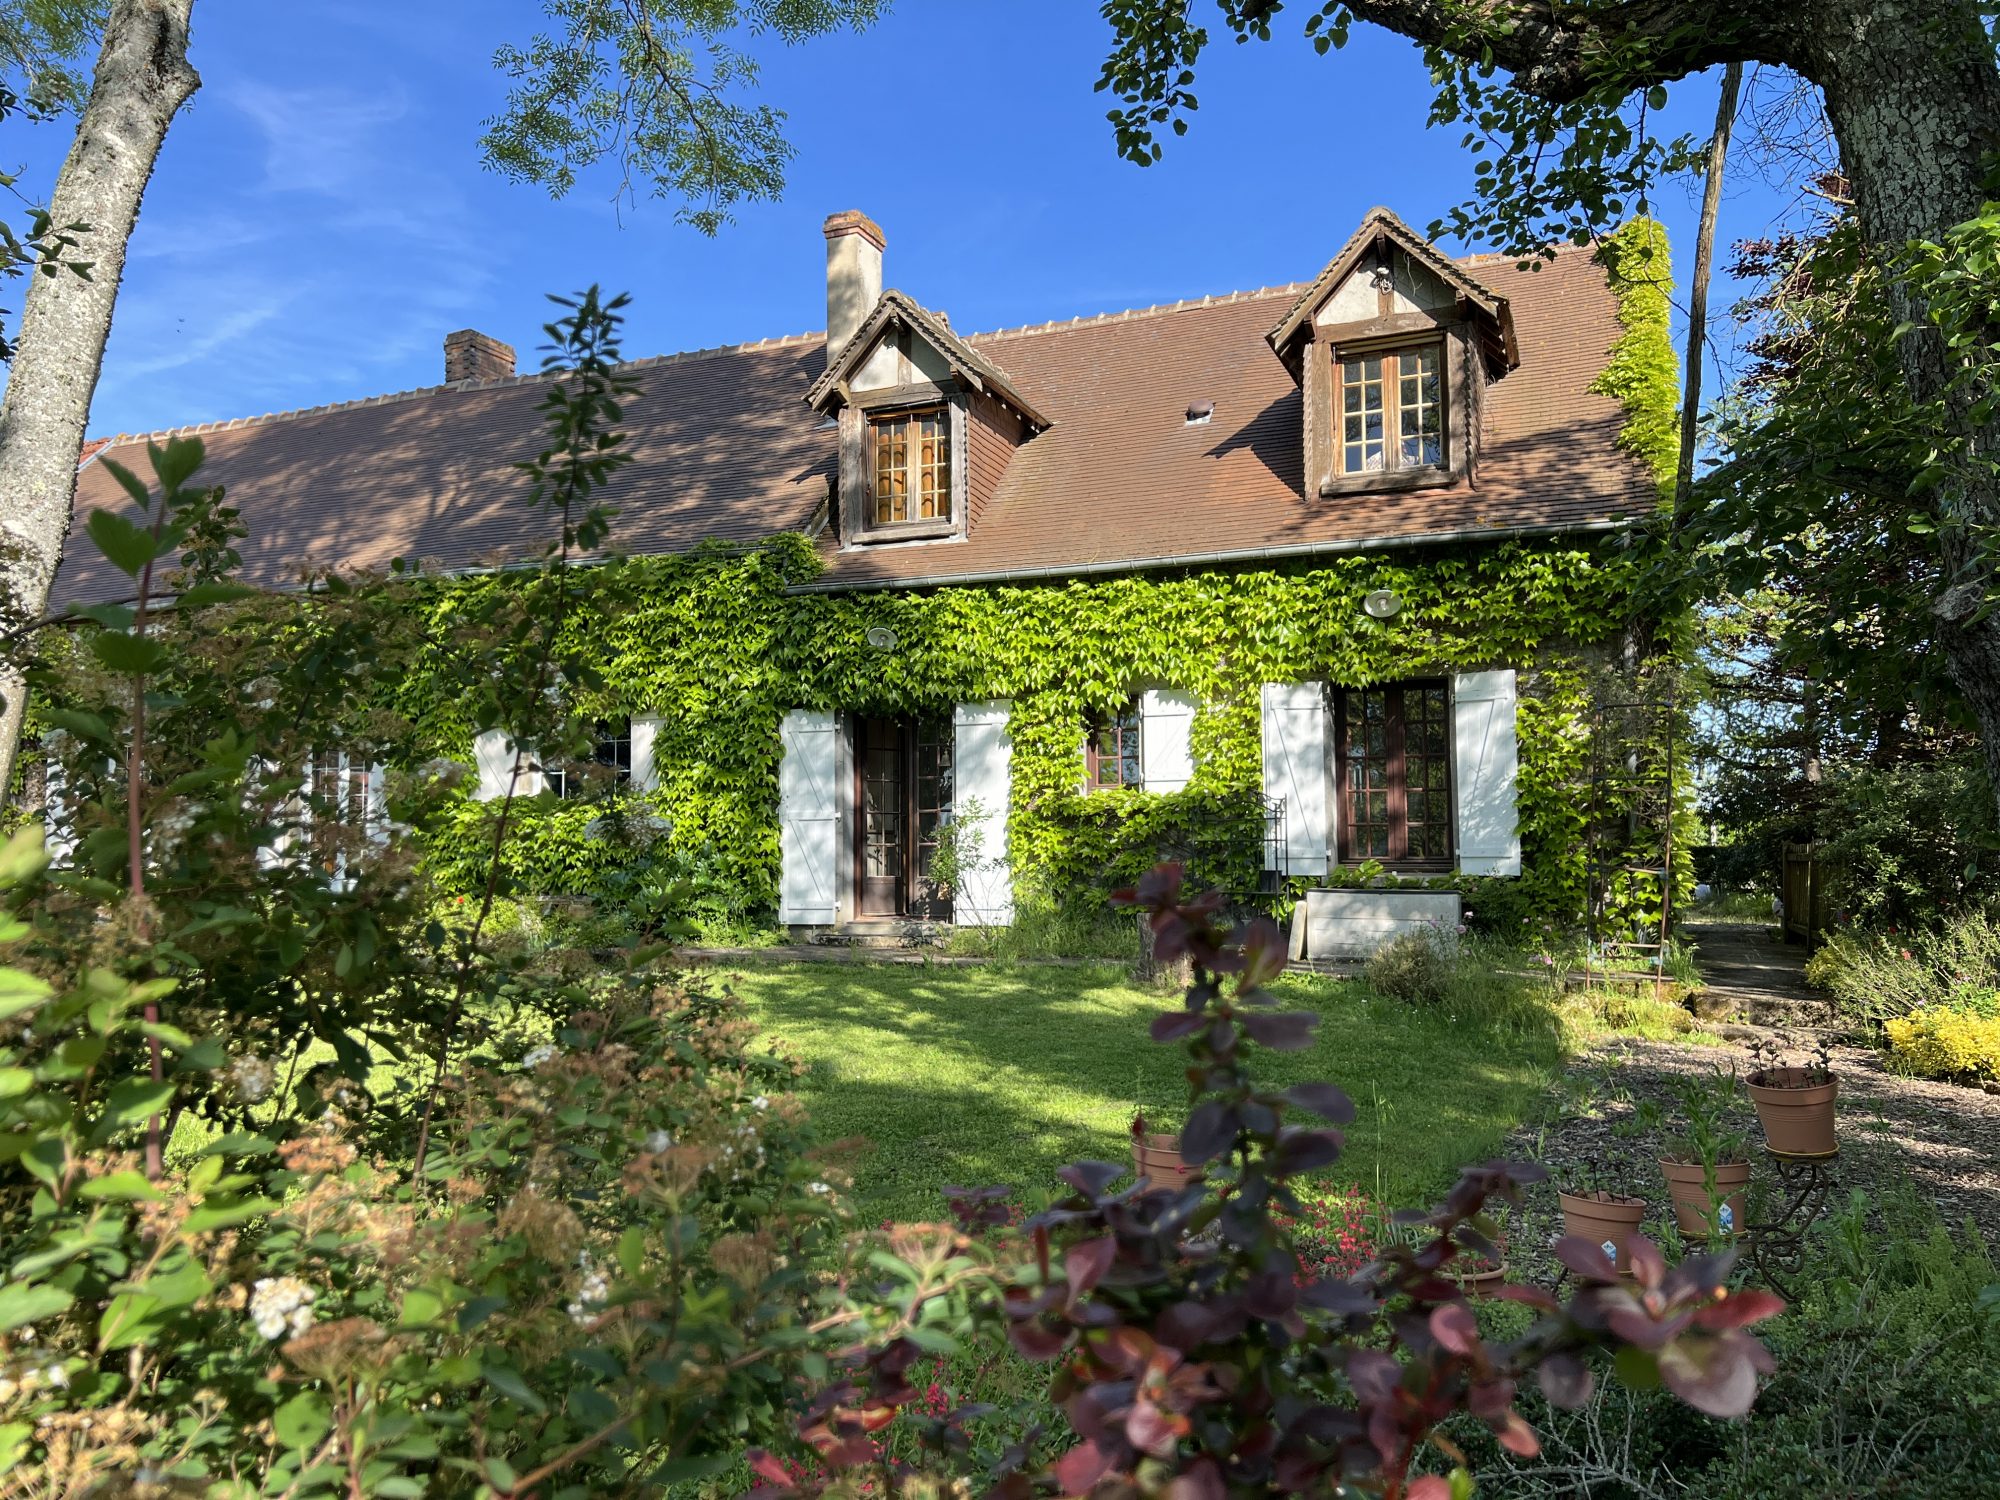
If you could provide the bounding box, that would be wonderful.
[1658,1158,1751,1238]
[1558,1189,1647,1275]
[1746,1068,1839,1157]
[1451,1254,1508,1299]
[1132,1132,1194,1188]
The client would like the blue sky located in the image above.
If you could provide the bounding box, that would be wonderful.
[5,0,1800,438]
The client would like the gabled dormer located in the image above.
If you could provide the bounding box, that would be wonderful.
[807,212,1050,546]
[1268,207,1518,500]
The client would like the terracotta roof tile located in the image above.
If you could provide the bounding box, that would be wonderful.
[55,242,1648,606]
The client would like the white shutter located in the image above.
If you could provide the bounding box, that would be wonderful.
[630,715,665,792]
[364,762,388,847]
[1261,682,1331,875]
[953,701,1014,926]
[472,730,542,801]
[1139,690,1196,792]
[1453,670,1521,876]
[778,710,839,926]
[254,758,301,871]
[42,756,75,865]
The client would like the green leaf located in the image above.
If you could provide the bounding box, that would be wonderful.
[398,1287,443,1328]
[482,1362,547,1413]
[134,1254,212,1311]
[99,1078,176,1131]
[456,1295,507,1331]
[85,508,159,576]
[151,434,206,492]
[0,1421,33,1473]
[98,1291,161,1350]
[181,1197,277,1234]
[0,1282,73,1333]
[77,1171,164,1202]
[273,1391,331,1452]
[88,630,170,676]
[0,968,52,1023]
[172,580,257,609]
[73,602,136,631]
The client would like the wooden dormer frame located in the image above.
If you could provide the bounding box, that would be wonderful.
[1274,209,1512,500]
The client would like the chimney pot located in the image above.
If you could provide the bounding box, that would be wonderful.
[823,210,885,358]
[443,329,516,384]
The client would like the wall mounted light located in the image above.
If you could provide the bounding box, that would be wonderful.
[1363,589,1402,620]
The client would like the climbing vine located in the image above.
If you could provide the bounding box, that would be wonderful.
[396,537,1654,927]
[1591,217,1681,494]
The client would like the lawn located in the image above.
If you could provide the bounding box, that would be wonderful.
[724,960,1567,1223]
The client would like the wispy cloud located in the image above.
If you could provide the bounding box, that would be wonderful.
[89,75,506,434]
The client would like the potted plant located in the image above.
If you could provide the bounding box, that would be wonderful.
[1557,1160,1646,1275]
[1130,1112,1194,1188]
[1745,1035,1839,1158]
[1447,1214,1509,1298]
[1657,1067,1752,1240]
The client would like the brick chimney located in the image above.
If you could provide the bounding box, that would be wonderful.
[823,210,884,358]
[443,329,516,384]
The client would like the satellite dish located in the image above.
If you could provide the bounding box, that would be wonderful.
[865,626,899,651]
[1363,589,1402,620]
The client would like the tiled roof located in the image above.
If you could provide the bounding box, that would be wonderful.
[56,241,1650,606]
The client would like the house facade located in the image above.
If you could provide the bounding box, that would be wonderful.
[56,208,1674,940]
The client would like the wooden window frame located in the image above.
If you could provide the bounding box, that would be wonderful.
[839,390,969,545]
[1085,701,1144,792]
[1334,680,1455,871]
[1305,317,1474,499]
[869,405,954,528]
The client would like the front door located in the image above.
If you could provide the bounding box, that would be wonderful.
[856,715,953,919]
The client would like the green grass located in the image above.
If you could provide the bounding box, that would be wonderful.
[724,961,1567,1223]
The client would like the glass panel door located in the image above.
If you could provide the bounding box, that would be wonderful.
[858,716,904,916]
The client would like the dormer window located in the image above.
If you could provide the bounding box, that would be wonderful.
[1339,343,1443,476]
[872,407,952,524]
[806,283,1052,549]
[1265,207,1519,502]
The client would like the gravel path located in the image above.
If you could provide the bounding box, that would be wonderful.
[1484,922,2000,1286]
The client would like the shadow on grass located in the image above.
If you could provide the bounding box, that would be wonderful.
[725,962,1565,1223]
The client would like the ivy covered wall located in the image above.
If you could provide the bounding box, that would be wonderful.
[332,222,1688,931]
[406,534,1651,927]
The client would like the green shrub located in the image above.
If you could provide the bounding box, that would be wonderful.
[1458,1191,2000,1498]
[1807,908,2000,1030]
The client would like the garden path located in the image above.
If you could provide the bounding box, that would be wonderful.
[1683,919,1820,1027]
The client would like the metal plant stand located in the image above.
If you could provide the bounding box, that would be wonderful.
[1742,1148,1838,1298]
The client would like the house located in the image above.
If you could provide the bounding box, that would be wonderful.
[56,207,1672,947]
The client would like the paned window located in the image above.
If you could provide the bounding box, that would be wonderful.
[307,751,375,880]
[548,719,632,799]
[1086,703,1143,791]
[1340,344,1443,475]
[1336,682,1453,867]
[871,408,952,524]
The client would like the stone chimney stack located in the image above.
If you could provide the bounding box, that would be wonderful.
[823,210,884,358]
[443,329,516,384]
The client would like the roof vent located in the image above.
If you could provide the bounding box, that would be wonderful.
[1185,400,1215,426]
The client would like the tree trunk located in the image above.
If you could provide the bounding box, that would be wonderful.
[0,0,200,805]
[1800,0,2000,816]
[1673,61,1740,516]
